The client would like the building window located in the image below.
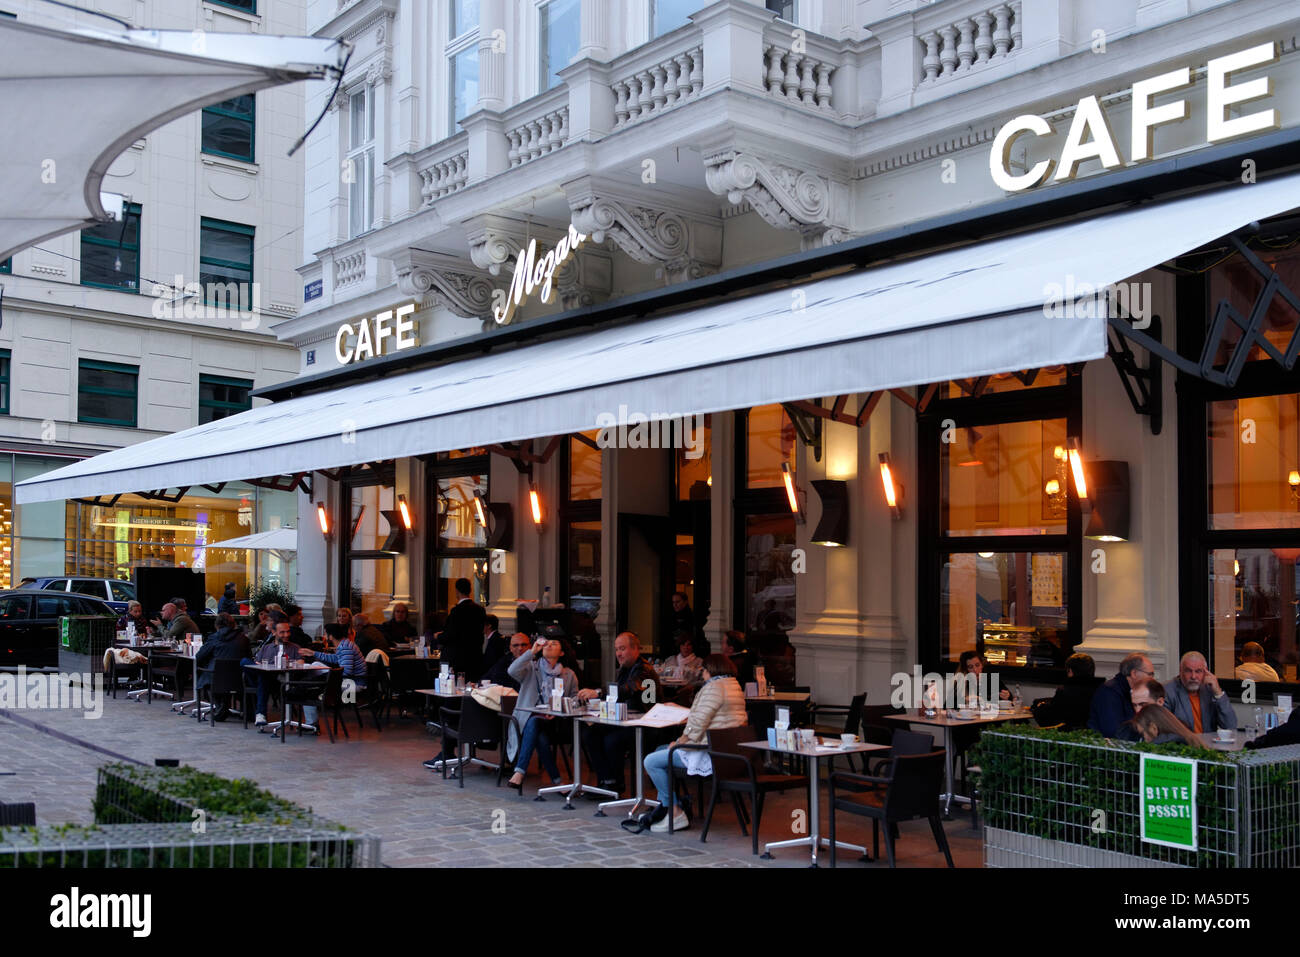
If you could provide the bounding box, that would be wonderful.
[452,0,479,36]
[208,0,256,13]
[919,371,1082,677]
[428,458,490,617]
[0,349,9,415]
[347,86,375,239]
[199,375,252,424]
[78,360,138,427]
[201,94,255,162]
[652,0,704,36]
[735,407,797,654]
[80,202,140,292]
[766,0,796,21]
[561,433,601,617]
[538,0,580,91]
[0,258,10,273]
[449,45,479,131]
[199,218,254,304]
[341,472,397,620]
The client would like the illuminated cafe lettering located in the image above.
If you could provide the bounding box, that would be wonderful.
[492,222,588,326]
[335,303,419,365]
[989,41,1279,192]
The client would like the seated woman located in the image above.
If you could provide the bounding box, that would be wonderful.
[1031,652,1097,730]
[956,650,1012,703]
[116,601,155,638]
[661,633,704,685]
[507,637,578,791]
[1127,703,1201,745]
[642,654,748,832]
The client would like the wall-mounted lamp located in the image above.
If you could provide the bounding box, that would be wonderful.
[1067,437,1088,499]
[473,492,488,528]
[879,452,903,518]
[529,482,544,529]
[810,479,849,547]
[485,502,514,551]
[781,462,805,523]
[397,494,414,534]
[1288,469,1300,505]
[316,503,331,538]
[1083,460,1130,542]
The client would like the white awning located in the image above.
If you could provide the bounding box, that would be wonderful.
[0,13,341,261]
[17,173,1300,504]
[209,527,297,552]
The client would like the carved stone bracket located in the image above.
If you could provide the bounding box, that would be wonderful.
[565,179,721,285]
[703,148,851,249]
[465,215,525,276]
[391,249,496,318]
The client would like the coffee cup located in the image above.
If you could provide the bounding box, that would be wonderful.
[840,733,859,747]
[1215,728,1234,742]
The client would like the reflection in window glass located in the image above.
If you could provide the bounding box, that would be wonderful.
[942,551,1070,669]
[1209,548,1299,683]
[746,405,796,489]
[437,474,487,549]
[539,0,580,90]
[1208,394,1300,531]
[1208,247,1300,368]
[348,555,394,621]
[566,520,601,615]
[652,0,703,35]
[348,485,395,551]
[435,556,487,614]
[569,433,601,500]
[451,45,479,127]
[942,366,1068,399]
[452,0,479,36]
[744,513,795,638]
[942,418,1068,537]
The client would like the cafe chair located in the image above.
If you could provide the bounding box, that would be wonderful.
[443,695,512,788]
[357,660,392,731]
[827,749,954,868]
[666,739,711,835]
[319,668,353,741]
[197,659,247,729]
[150,654,185,702]
[811,692,867,771]
[702,726,808,856]
[861,704,905,747]
[277,668,332,742]
[107,653,148,700]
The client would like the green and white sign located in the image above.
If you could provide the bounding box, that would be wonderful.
[1139,754,1197,851]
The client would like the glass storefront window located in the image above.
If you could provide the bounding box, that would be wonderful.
[437,473,486,549]
[538,0,580,90]
[348,484,395,551]
[942,366,1068,399]
[433,556,487,619]
[743,513,795,639]
[1209,548,1298,683]
[942,551,1071,669]
[676,415,711,500]
[1208,247,1300,368]
[569,432,601,500]
[746,404,796,489]
[348,555,394,620]
[566,520,601,617]
[942,418,1069,537]
[1208,393,1300,530]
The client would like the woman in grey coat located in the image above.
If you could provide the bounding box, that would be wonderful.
[507,637,578,790]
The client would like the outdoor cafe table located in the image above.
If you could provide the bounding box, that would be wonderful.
[417,687,525,778]
[247,661,330,739]
[740,738,889,867]
[584,709,689,820]
[517,705,619,809]
[1197,730,1250,752]
[117,644,182,702]
[885,708,1033,816]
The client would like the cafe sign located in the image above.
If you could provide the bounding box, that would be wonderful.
[1139,753,1197,851]
[335,303,419,365]
[990,42,1279,192]
[491,222,587,326]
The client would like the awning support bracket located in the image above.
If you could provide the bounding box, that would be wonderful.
[781,402,822,462]
[1106,314,1163,435]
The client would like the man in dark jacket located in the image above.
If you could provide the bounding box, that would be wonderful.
[196,613,250,721]
[217,583,239,616]
[353,613,389,655]
[1087,652,1154,739]
[442,578,487,680]
[1031,652,1097,731]
[483,632,530,690]
[481,614,507,676]
[578,631,662,794]
[1245,707,1300,749]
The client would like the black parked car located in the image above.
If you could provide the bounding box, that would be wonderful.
[0,590,116,670]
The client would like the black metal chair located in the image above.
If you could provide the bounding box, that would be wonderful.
[811,692,867,772]
[861,704,905,747]
[828,749,954,868]
[356,659,392,731]
[106,652,148,700]
[701,725,808,855]
[320,667,353,741]
[277,668,332,742]
[666,739,710,834]
[197,659,247,728]
[442,695,513,788]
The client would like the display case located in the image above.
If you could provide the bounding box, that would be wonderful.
[977,622,1038,667]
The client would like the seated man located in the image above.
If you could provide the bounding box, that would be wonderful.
[304,623,367,689]
[578,632,662,793]
[1130,676,1167,712]
[1165,651,1236,734]
[239,614,302,727]
[196,613,250,721]
[153,602,199,642]
[284,604,311,646]
[481,614,507,675]
[1235,642,1280,683]
[1245,707,1300,749]
[1031,652,1096,731]
[1087,652,1154,738]
[483,631,528,690]
[381,602,419,644]
[353,613,389,655]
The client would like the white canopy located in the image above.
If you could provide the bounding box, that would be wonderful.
[0,13,341,261]
[17,173,1300,504]
[210,527,297,552]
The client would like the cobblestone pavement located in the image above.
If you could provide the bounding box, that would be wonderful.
[0,687,984,868]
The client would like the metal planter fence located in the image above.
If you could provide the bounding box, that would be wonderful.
[977,727,1300,868]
